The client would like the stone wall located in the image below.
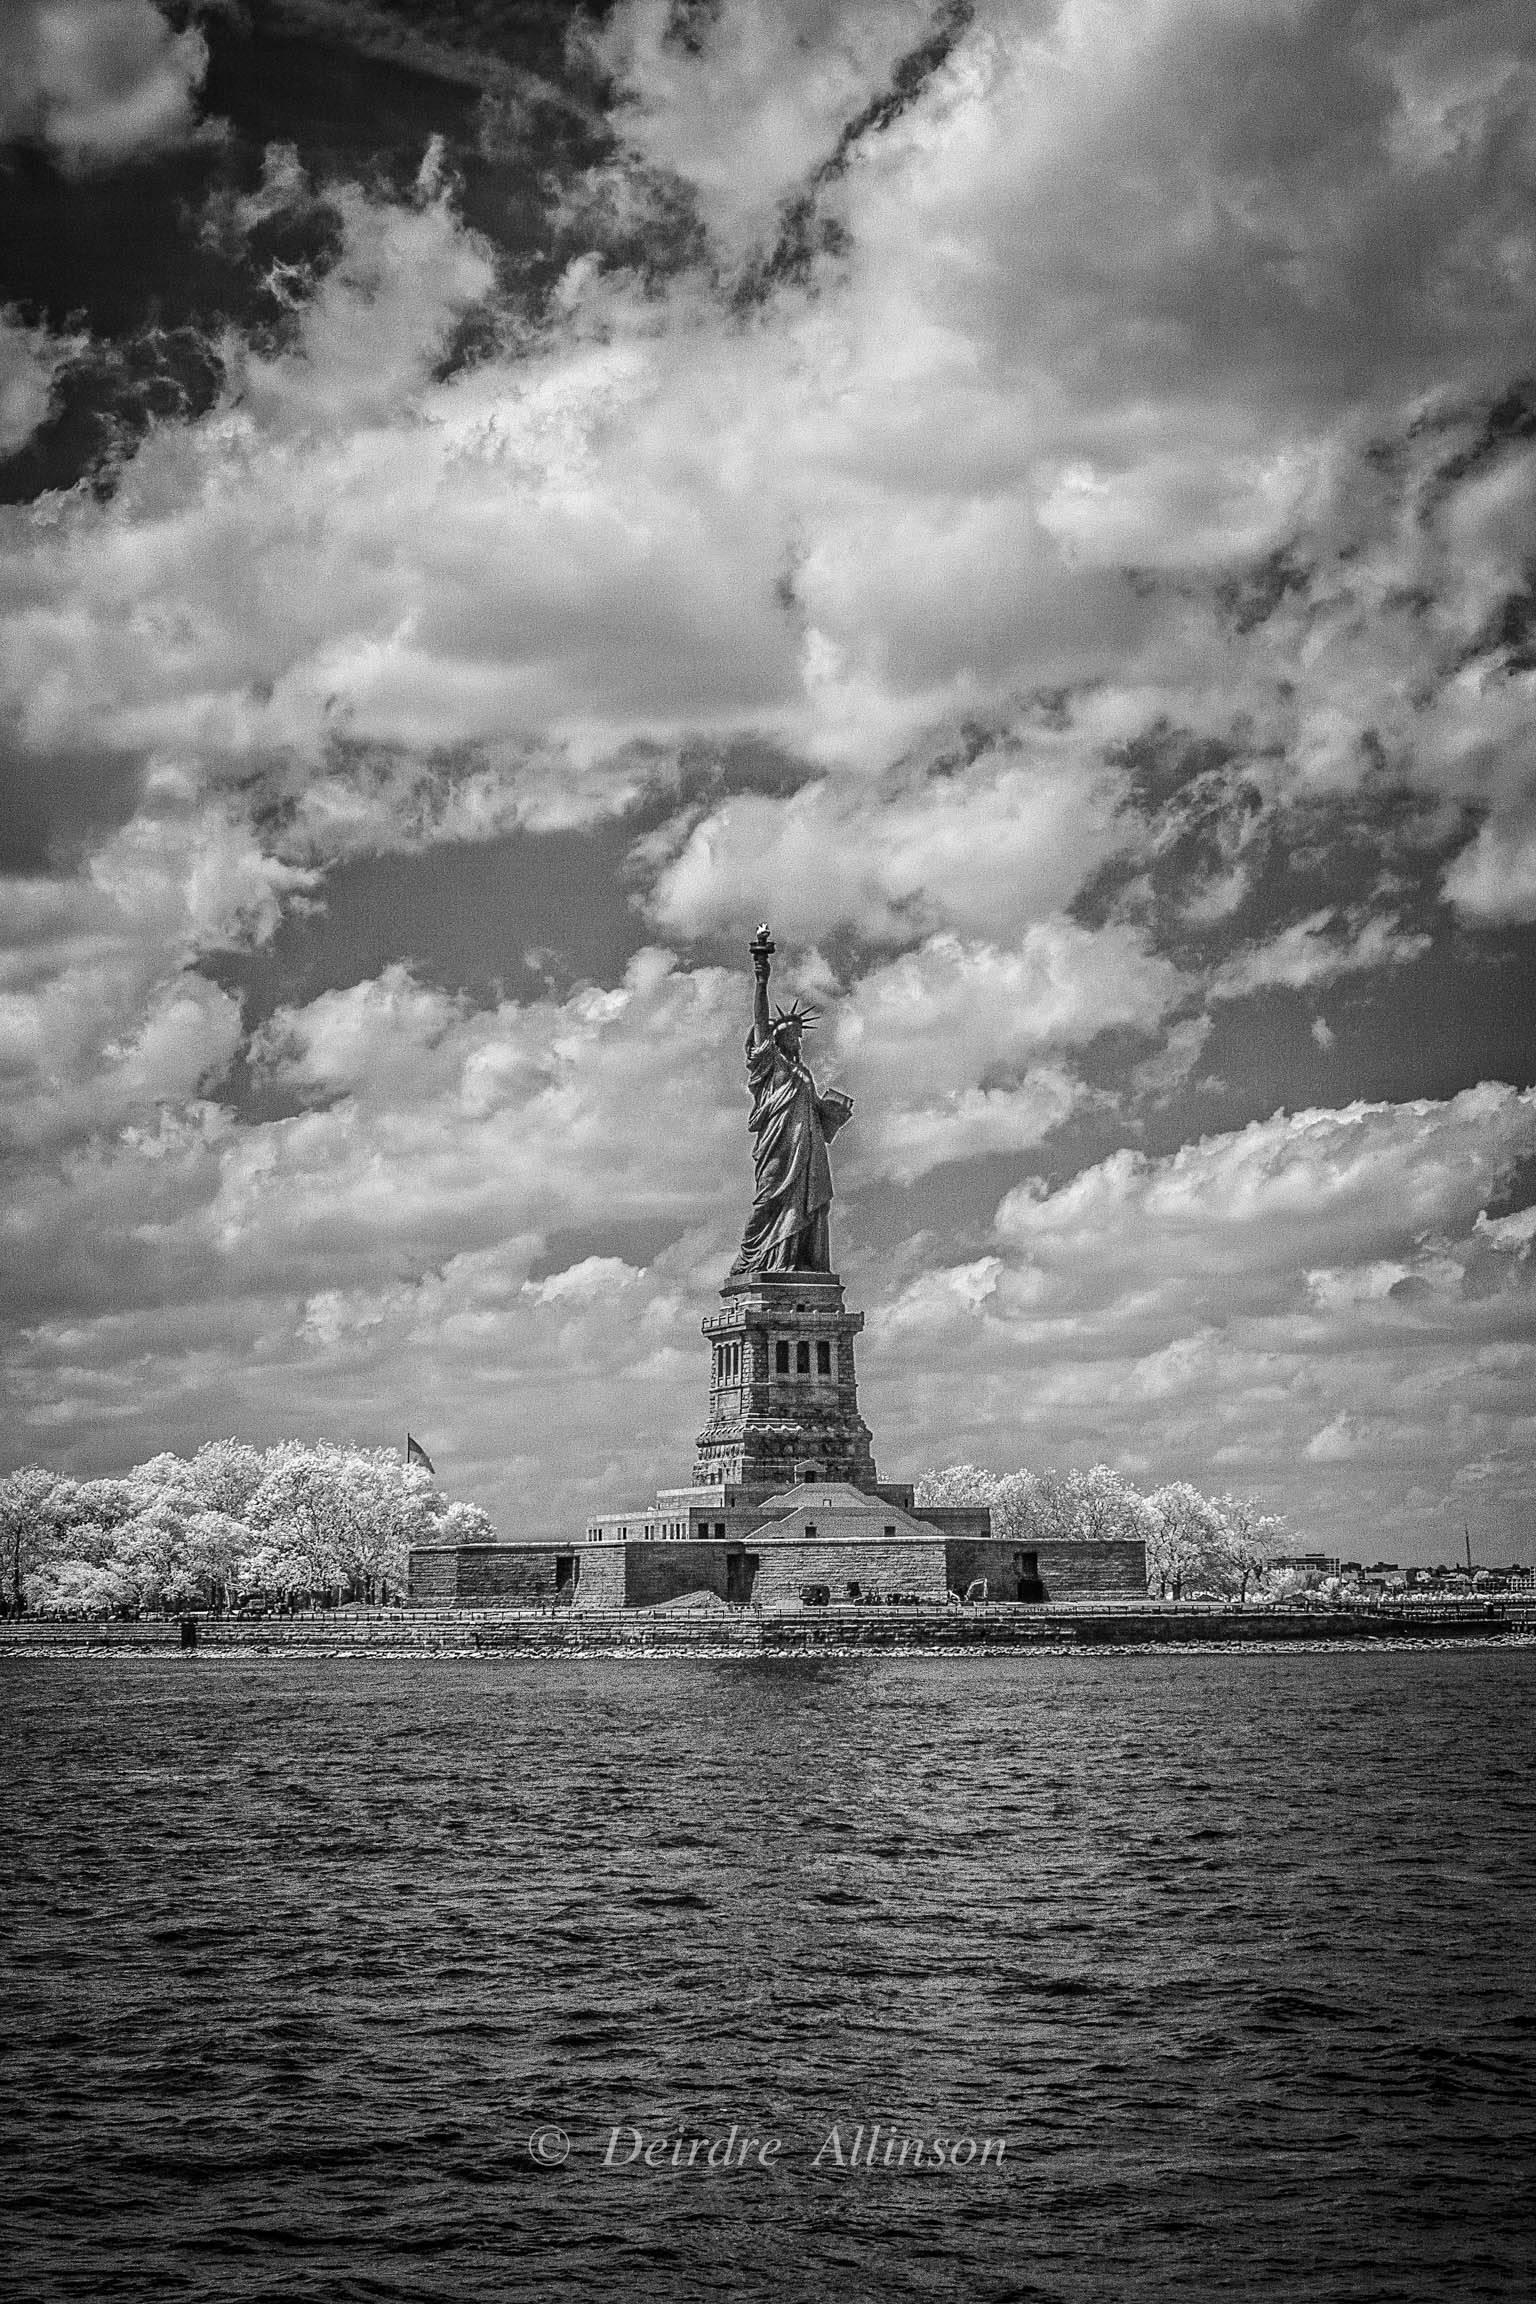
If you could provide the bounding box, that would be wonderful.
[942,1535,1147,1600]
[0,1602,1512,1650]
[919,1507,993,1545]
[410,1542,602,1607]
[408,1546,458,1603]
[752,1537,948,1607]
[1036,1538,1148,1600]
[572,1546,627,1611]
[619,1543,737,1609]
[412,1529,1147,1608]
[459,1545,563,1604]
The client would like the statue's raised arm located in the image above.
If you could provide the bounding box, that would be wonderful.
[748,921,775,1052]
[731,924,854,1276]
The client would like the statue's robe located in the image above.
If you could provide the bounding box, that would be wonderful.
[732,1030,851,1274]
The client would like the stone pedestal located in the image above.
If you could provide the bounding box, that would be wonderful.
[693,1270,878,1491]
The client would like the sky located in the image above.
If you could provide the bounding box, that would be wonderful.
[2,0,1535,1564]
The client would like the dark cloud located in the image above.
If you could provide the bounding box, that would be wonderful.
[0,1,612,499]
[0,735,146,873]
[205,814,650,1044]
[206,731,820,1073]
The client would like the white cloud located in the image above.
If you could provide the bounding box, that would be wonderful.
[0,0,209,174]
[591,0,941,265]
[993,1083,1535,1284]
[868,1073,1090,1188]
[523,1255,644,1307]
[836,1084,1536,1546]
[1209,909,1432,1001]
[837,922,1185,1107]
[1442,802,1536,925]
[1130,1015,1215,1102]
[0,810,312,1152]
[5,985,1535,1548]
[184,950,751,1299]
[0,308,80,455]
[5,0,1536,870]
[644,744,1126,946]
[251,964,472,1104]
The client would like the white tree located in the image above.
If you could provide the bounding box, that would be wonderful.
[439,1499,496,1545]
[914,1464,1001,1508]
[1004,1470,1074,1544]
[12,1439,498,1615]
[1145,1482,1226,1599]
[1066,1465,1155,1546]
[0,1467,68,1616]
[244,1440,447,1603]
[170,1510,250,1612]
[189,1440,264,1520]
[1211,1494,1287,1601]
[110,1502,192,1614]
[32,1554,132,1617]
[246,1446,348,1604]
[68,1477,139,1530]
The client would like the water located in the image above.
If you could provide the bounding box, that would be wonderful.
[2,1648,1533,2302]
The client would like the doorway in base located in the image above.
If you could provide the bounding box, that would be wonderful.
[725,1551,759,1604]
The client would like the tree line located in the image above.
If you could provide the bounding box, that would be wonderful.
[0,1441,494,1617]
[915,1463,1291,1601]
[0,1442,1301,1617]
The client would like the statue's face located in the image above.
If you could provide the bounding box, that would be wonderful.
[776,1021,802,1058]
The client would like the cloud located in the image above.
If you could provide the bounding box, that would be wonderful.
[0,0,210,174]
[1130,1015,1215,1102]
[837,923,1185,1098]
[1442,802,1536,925]
[992,1082,1535,1286]
[523,1254,643,1307]
[867,1073,1090,1188]
[1209,908,1431,1001]
[4,964,1534,1547]
[0,809,313,1152]
[0,187,810,831]
[848,0,1536,417]
[0,949,745,1319]
[643,739,1127,946]
[0,308,81,455]
[854,1084,1536,1544]
[5,0,1536,883]
[10,915,1175,1309]
[6,1226,724,1532]
[590,0,945,266]
[250,962,473,1104]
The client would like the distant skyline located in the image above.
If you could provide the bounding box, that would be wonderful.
[3,0,1535,1563]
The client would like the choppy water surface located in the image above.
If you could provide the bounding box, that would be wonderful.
[3,1650,1534,2303]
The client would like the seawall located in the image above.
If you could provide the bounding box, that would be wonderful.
[0,1602,1523,1655]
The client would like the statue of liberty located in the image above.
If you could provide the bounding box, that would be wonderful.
[731,925,854,1275]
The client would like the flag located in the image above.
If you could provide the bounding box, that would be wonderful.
[406,1434,436,1475]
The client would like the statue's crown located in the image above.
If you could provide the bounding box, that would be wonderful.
[772,998,820,1033]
